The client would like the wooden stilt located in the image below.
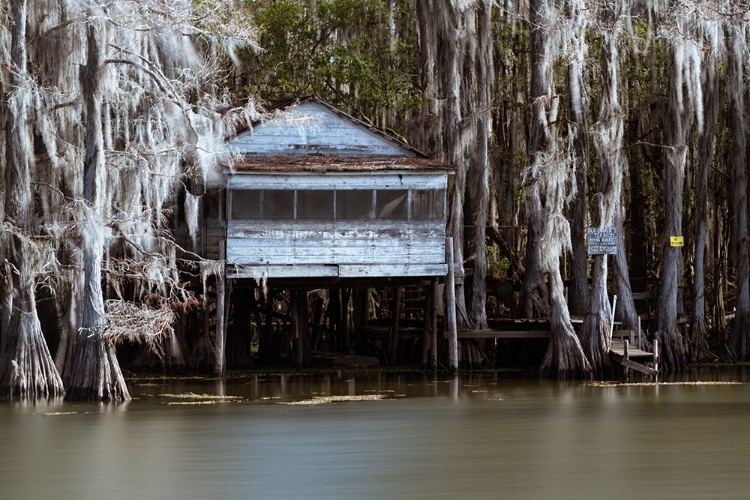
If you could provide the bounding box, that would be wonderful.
[421,283,432,368]
[623,339,629,379]
[329,290,341,352]
[446,237,458,373]
[352,288,369,355]
[342,289,351,353]
[293,290,304,366]
[301,290,311,365]
[263,290,274,363]
[202,295,211,342]
[431,278,439,371]
[214,264,227,377]
[250,291,263,360]
[389,286,403,365]
[312,294,324,350]
[653,339,659,373]
[609,294,618,341]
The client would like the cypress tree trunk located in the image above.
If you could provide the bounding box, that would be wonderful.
[580,255,611,372]
[566,0,590,317]
[0,0,64,399]
[729,33,750,360]
[693,42,720,360]
[522,0,551,320]
[416,0,468,331]
[417,0,493,366]
[416,0,442,156]
[654,24,700,369]
[464,1,493,332]
[528,0,590,377]
[66,25,129,401]
[579,0,625,374]
[494,1,529,292]
[613,211,639,332]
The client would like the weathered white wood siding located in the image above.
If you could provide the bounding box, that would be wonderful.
[229,102,415,157]
[226,221,447,278]
[204,223,226,260]
[227,172,446,190]
[224,169,449,278]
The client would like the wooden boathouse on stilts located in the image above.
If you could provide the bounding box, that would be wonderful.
[197,98,457,374]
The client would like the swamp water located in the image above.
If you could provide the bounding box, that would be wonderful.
[1,369,749,500]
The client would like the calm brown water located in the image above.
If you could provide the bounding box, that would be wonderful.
[1,369,749,500]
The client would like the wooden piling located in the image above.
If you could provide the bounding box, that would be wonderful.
[623,339,629,379]
[214,262,227,377]
[389,286,403,365]
[330,289,347,353]
[293,290,308,367]
[430,278,439,371]
[653,339,659,373]
[342,289,351,353]
[420,284,431,368]
[446,237,458,373]
[609,294,618,340]
[263,290,274,363]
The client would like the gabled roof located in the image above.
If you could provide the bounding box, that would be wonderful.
[227,97,428,159]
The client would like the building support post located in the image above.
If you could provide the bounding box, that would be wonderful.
[292,289,311,366]
[421,283,432,368]
[446,237,458,373]
[431,278,439,371]
[214,262,227,377]
[389,287,403,365]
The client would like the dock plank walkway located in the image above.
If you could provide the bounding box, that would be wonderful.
[458,321,660,378]
[609,337,659,377]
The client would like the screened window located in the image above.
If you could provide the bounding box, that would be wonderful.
[297,190,334,219]
[412,189,445,219]
[337,190,374,220]
[231,189,261,219]
[230,186,446,222]
[264,190,295,219]
[376,190,408,219]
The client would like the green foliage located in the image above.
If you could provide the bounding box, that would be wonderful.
[487,244,510,279]
[242,0,421,134]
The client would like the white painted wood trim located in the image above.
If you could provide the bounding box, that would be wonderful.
[227,263,448,279]
[227,173,447,190]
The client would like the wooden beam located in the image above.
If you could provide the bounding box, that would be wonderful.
[389,287,403,365]
[214,263,227,377]
[430,278,439,370]
[458,330,552,339]
[292,290,311,366]
[421,283,431,368]
[610,351,659,377]
[446,237,458,373]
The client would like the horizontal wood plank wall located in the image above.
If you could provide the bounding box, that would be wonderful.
[204,221,226,261]
[226,220,446,278]
[227,173,447,190]
[229,102,413,157]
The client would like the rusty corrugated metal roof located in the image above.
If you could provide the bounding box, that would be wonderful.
[226,155,454,173]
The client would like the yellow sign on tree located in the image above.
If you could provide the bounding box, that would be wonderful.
[670,236,684,247]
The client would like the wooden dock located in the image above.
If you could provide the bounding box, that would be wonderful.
[457,317,562,340]
[609,333,659,377]
[457,319,660,378]
[458,329,551,339]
